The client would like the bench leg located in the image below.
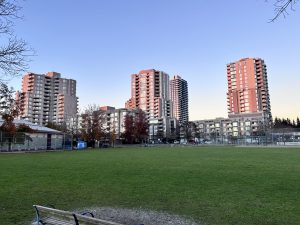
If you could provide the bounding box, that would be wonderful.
[33,205,40,224]
[33,205,47,225]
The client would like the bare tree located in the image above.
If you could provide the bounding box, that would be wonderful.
[122,109,149,144]
[0,0,33,82]
[180,122,193,143]
[79,105,104,148]
[134,109,148,143]
[269,0,298,22]
[123,114,135,144]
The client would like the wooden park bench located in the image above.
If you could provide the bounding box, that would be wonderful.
[33,205,125,225]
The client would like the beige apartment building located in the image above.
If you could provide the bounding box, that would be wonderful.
[99,106,140,143]
[17,72,78,126]
[193,112,267,139]
[79,106,141,144]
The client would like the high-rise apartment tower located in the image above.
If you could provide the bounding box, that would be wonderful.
[226,58,272,122]
[126,69,172,118]
[125,69,176,139]
[17,72,78,125]
[170,75,189,125]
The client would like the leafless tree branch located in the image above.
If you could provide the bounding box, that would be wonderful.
[270,0,298,22]
[0,0,33,83]
[0,37,33,79]
[0,0,21,35]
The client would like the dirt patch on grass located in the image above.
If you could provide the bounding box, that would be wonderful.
[81,207,199,225]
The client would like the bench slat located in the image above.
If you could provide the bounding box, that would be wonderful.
[76,213,122,225]
[41,217,76,225]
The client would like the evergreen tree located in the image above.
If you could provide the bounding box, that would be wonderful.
[297,117,300,128]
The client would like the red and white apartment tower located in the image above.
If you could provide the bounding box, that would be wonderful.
[226,58,272,123]
[126,69,176,140]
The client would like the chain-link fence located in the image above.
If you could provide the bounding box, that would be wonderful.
[191,128,300,146]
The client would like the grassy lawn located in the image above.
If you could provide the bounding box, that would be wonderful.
[0,146,300,225]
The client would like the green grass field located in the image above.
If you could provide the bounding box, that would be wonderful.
[0,146,300,225]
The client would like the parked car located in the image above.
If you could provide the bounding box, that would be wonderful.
[99,142,110,148]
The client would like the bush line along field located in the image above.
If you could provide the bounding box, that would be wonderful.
[0,146,300,225]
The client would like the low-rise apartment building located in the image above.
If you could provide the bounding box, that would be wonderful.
[192,112,267,142]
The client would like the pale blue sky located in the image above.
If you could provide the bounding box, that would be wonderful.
[9,0,300,120]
